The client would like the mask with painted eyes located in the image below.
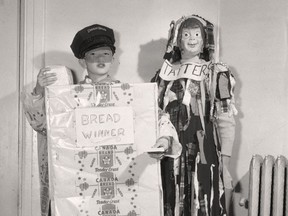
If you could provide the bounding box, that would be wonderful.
[164,15,214,62]
[180,27,204,59]
[84,47,113,63]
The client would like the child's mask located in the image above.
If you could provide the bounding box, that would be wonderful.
[164,15,214,62]
[180,27,204,59]
[84,47,113,63]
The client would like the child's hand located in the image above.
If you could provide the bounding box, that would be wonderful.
[34,67,57,96]
[120,83,130,90]
[148,137,170,159]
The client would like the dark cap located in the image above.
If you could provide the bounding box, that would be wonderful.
[70,24,116,59]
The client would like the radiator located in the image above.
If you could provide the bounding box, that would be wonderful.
[248,155,288,216]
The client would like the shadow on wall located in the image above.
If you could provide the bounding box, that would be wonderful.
[107,30,123,80]
[229,65,246,215]
[233,171,249,216]
[229,65,243,183]
[137,38,167,82]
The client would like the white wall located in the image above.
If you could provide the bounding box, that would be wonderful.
[43,0,218,83]
[0,0,19,215]
[219,1,288,214]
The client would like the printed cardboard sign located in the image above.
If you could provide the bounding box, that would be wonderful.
[45,83,163,216]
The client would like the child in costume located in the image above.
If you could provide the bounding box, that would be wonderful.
[22,24,181,216]
[151,15,237,216]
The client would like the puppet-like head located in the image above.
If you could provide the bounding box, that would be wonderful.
[164,15,214,62]
[177,17,205,60]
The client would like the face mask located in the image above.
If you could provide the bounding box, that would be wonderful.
[84,47,113,63]
[180,27,204,57]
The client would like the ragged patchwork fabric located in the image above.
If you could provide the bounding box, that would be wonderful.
[152,14,237,216]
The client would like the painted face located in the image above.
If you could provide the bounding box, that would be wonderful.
[180,27,204,59]
[84,46,113,76]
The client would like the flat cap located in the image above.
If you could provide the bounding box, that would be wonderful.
[70,24,116,59]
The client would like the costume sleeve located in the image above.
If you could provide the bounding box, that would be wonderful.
[21,89,47,136]
[213,64,238,157]
[158,109,182,158]
[216,113,235,156]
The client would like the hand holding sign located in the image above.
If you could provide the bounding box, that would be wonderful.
[148,136,170,159]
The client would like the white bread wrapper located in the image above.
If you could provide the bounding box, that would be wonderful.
[47,65,73,85]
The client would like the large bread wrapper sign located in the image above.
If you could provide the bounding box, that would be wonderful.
[45,83,163,216]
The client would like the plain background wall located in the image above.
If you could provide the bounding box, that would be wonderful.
[1,0,288,215]
[43,0,219,83]
[219,1,288,214]
[0,0,19,216]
